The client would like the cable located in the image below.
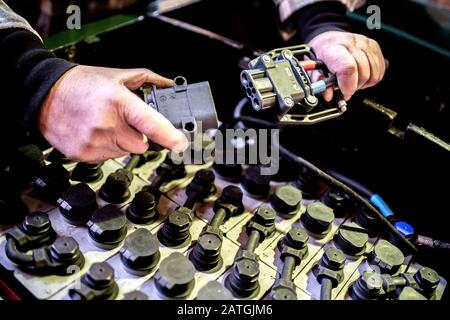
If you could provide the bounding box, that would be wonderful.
[5,239,33,266]
[413,234,450,252]
[327,169,395,218]
[232,114,419,255]
[326,169,373,198]
[277,142,418,255]
[233,97,249,129]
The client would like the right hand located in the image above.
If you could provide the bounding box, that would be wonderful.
[39,66,189,163]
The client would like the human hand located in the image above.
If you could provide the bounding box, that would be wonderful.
[39,66,189,163]
[308,31,386,101]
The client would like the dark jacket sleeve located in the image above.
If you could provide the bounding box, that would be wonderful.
[0,28,77,130]
[294,1,352,43]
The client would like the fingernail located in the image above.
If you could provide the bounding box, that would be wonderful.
[171,130,190,153]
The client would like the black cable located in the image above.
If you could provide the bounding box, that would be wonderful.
[326,169,373,198]
[236,116,280,129]
[232,114,419,255]
[276,141,419,255]
[413,234,450,252]
[5,239,33,266]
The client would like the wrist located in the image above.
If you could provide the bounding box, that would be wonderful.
[295,1,351,43]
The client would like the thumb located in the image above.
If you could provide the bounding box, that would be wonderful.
[119,68,173,90]
[121,90,189,152]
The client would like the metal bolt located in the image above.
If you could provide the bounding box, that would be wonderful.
[262,55,271,63]
[283,50,293,58]
[234,258,260,282]
[23,211,51,234]
[197,233,222,256]
[338,100,347,112]
[167,210,191,231]
[254,205,276,226]
[285,227,309,249]
[270,257,298,300]
[51,237,79,261]
[284,97,294,107]
[86,262,115,287]
[322,247,346,270]
[414,267,440,292]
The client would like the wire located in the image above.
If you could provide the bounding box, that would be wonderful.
[326,169,373,198]
[327,169,395,218]
[5,239,33,266]
[233,97,250,129]
[232,114,419,255]
[276,141,418,255]
[413,234,450,252]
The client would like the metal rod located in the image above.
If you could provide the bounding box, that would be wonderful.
[124,154,140,171]
[246,230,260,252]
[320,278,333,300]
[281,256,296,280]
[210,208,226,228]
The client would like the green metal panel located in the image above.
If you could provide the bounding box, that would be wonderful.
[347,11,450,59]
[43,14,142,51]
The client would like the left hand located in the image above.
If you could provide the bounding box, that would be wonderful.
[308,31,386,101]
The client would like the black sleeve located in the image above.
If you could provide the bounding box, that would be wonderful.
[294,1,352,43]
[0,28,77,130]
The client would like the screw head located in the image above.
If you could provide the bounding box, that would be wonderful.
[242,166,271,198]
[271,184,302,215]
[284,97,294,107]
[283,50,293,59]
[285,227,309,249]
[120,228,160,263]
[197,233,222,256]
[361,272,383,292]
[221,185,243,206]
[415,267,440,291]
[167,209,192,231]
[106,171,131,189]
[51,237,79,261]
[234,258,260,282]
[132,191,156,211]
[271,286,297,300]
[338,100,347,112]
[155,252,195,292]
[306,95,317,105]
[254,205,276,226]
[322,247,346,270]
[197,281,233,300]
[123,290,148,300]
[262,55,271,63]
[86,262,115,287]
[194,169,215,186]
[23,211,51,233]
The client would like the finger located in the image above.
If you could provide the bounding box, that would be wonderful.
[116,125,149,154]
[347,47,371,90]
[120,68,173,90]
[318,44,358,100]
[361,43,386,89]
[121,91,189,152]
[85,150,129,164]
[72,145,129,164]
[323,87,334,102]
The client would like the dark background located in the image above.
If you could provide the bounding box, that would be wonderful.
[6,0,450,291]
